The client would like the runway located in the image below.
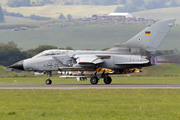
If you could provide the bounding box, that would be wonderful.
[0,84,180,89]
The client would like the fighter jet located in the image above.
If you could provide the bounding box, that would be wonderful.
[9,19,176,85]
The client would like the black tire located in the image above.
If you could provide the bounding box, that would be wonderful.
[90,77,99,85]
[104,76,112,84]
[46,79,52,85]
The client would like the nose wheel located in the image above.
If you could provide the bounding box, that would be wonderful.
[46,71,52,85]
[46,79,52,85]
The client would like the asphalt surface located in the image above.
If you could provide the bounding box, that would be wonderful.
[0,84,180,89]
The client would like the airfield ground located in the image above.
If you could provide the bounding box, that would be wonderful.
[1,76,180,84]
[0,89,180,120]
[1,63,180,120]
[0,76,180,119]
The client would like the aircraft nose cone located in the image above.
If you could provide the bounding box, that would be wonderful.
[10,60,24,70]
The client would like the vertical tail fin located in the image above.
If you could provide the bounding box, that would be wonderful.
[124,19,176,54]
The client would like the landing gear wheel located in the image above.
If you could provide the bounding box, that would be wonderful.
[104,76,112,84]
[90,77,99,85]
[46,79,52,85]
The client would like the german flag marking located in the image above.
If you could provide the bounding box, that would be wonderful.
[145,31,151,35]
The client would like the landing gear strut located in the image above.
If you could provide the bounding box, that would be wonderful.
[104,76,112,84]
[46,71,52,85]
[90,77,99,85]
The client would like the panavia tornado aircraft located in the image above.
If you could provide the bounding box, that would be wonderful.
[8,19,176,85]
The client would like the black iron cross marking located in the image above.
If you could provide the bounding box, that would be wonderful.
[48,63,53,68]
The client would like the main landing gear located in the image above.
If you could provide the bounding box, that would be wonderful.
[90,76,112,85]
[90,77,99,85]
[44,71,112,85]
[45,71,52,85]
[104,76,112,84]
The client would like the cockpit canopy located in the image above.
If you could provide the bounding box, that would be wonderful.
[33,49,70,58]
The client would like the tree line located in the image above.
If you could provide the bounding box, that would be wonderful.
[0,42,57,66]
[3,10,52,21]
[0,4,72,22]
[0,41,75,66]
[0,5,52,22]
[6,0,180,7]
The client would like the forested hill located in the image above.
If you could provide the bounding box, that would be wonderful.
[4,0,180,12]
[1,0,180,23]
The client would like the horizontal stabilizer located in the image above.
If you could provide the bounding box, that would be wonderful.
[117,61,148,64]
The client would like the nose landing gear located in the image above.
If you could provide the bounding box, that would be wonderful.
[46,79,52,85]
[45,71,52,85]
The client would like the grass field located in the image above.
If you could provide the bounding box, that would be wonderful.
[4,16,35,23]
[0,23,146,50]
[1,4,118,19]
[0,89,180,120]
[1,61,180,119]
[1,66,180,120]
[132,7,180,24]
[0,19,62,29]
[0,22,179,50]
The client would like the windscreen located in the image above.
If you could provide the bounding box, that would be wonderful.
[33,50,69,58]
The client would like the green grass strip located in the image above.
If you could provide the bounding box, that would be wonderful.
[0,89,180,120]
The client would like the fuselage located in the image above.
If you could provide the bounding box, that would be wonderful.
[11,49,149,72]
